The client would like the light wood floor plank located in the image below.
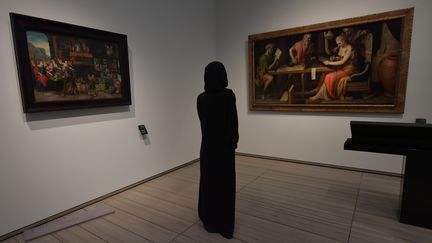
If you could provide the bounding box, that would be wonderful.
[90,202,178,242]
[167,165,200,183]
[144,176,199,199]
[261,169,361,193]
[52,225,105,243]
[170,234,200,243]
[356,189,400,220]
[349,211,432,243]
[236,173,260,192]
[270,161,362,184]
[4,155,432,243]
[78,213,151,243]
[359,173,401,195]
[117,189,198,223]
[238,188,354,223]
[133,184,198,210]
[246,176,358,208]
[15,233,61,243]
[181,222,246,243]
[235,163,271,177]
[0,237,18,243]
[236,192,351,242]
[234,212,341,243]
[103,195,193,233]
[240,179,356,218]
[236,155,279,167]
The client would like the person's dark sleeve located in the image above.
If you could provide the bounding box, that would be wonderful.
[229,92,239,149]
[197,94,202,122]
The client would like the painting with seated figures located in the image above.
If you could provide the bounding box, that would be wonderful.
[248,8,413,113]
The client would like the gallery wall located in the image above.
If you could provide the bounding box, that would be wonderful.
[1,0,432,238]
[216,0,432,173]
[0,0,215,236]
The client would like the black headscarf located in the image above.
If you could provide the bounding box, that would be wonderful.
[204,61,228,92]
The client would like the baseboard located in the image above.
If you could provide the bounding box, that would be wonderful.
[236,152,402,177]
[0,158,199,241]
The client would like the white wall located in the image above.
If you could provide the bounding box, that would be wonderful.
[216,0,432,173]
[0,0,215,236]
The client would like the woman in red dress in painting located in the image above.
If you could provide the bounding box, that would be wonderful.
[309,33,357,101]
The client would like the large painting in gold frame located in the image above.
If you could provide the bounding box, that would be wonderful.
[248,8,414,113]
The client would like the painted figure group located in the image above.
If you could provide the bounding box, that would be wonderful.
[256,27,372,102]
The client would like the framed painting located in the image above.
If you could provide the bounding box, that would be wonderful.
[248,8,414,113]
[10,13,132,113]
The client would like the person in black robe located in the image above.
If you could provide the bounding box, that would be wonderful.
[197,61,239,239]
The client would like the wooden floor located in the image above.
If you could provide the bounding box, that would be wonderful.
[3,155,432,242]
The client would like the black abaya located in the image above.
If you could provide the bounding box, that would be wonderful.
[197,61,239,239]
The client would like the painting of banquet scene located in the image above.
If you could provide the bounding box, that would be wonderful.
[27,30,123,102]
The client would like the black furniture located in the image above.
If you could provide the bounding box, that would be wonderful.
[344,121,432,229]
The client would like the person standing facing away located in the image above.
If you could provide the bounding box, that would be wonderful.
[197,61,239,239]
